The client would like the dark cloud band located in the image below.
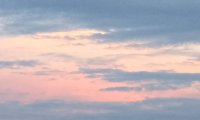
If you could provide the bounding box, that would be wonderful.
[0,0,200,45]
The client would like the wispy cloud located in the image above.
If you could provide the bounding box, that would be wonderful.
[81,68,200,82]
[0,60,39,68]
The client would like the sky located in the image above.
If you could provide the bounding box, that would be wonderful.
[0,0,200,119]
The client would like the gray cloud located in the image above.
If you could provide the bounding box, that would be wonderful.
[100,86,136,92]
[81,68,200,82]
[33,70,65,76]
[0,0,200,45]
[100,83,184,92]
[81,68,200,91]
[0,98,200,120]
[0,60,39,68]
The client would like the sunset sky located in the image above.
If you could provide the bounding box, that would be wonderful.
[0,0,200,120]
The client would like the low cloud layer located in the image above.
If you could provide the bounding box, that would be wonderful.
[0,98,200,120]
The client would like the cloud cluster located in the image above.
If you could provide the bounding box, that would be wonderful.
[81,68,200,91]
[0,0,200,45]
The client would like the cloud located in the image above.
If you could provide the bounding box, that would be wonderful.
[0,98,200,120]
[0,60,39,68]
[40,53,78,61]
[100,86,136,92]
[81,68,200,82]
[81,68,200,91]
[0,0,200,45]
[33,70,65,76]
[100,83,183,92]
